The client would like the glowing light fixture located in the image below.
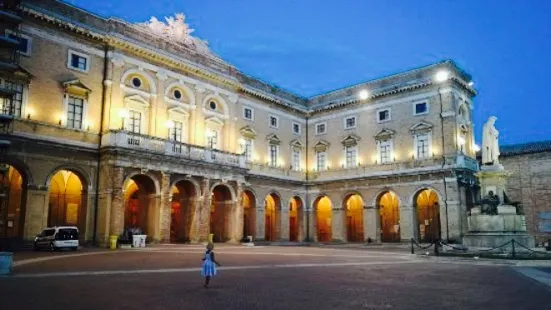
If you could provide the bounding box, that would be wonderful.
[473,144,481,152]
[358,89,369,100]
[119,108,129,119]
[165,120,175,128]
[458,136,466,146]
[434,70,450,83]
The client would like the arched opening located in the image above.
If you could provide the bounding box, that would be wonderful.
[170,180,197,243]
[415,188,440,242]
[0,164,26,240]
[344,194,364,242]
[289,196,303,242]
[210,185,233,242]
[123,174,156,236]
[242,190,256,240]
[378,191,401,242]
[264,193,281,241]
[48,170,88,239]
[314,196,332,242]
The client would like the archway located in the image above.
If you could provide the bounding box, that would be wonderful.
[378,191,401,242]
[242,190,256,240]
[0,164,26,240]
[314,196,332,242]
[211,185,233,242]
[344,194,364,242]
[415,188,440,242]
[289,196,303,242]
[264,193,281,241]
[123,174,156,236]
[48,169,88,239]
[170,180,197,243]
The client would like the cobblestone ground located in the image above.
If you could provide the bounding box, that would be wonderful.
[1,245,551,310]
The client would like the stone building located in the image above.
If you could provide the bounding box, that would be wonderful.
[0,0,480,247]
[499,141,551,243]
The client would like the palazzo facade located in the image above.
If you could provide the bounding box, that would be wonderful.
[0,0,480,247]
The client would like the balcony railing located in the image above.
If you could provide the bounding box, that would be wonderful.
[101,130,246,168]
[248,163,306,180]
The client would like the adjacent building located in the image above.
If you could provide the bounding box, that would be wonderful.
[0,0,482,247]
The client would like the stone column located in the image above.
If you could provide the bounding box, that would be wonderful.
[23,185,49,240]
[332,207,346,242]
[280,206,289,242]
[364,205,380,242]
[197,178,211,242]
[400,205,415,242]
[230,182,244,243]
[109,167,125,241]
[188,197,201,243]
[84,190,95,243]
[158,172,171,243]
[108,56,125,131]
[192,84,207,145]
[308,208,316,242]
[256,199,265,241]
[442,199,462,242]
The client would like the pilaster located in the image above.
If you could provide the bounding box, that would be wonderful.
[364,205,380,242]
[109,167,125,240]
[197,178,211,242]
[23,185,49,240]
[400,205,415,241]
[159,172,171,242]
[332,207,346,242]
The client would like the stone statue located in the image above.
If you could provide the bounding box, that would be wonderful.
[480,190,500,215]
[482,116,500,165]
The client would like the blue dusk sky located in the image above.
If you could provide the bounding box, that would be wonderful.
[67,0,551,145]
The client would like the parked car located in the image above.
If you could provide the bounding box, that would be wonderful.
[34,226,79,251]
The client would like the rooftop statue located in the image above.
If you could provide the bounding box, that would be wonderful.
[482,116,500,165]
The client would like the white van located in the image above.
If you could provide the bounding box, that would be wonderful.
[34,226,80,251]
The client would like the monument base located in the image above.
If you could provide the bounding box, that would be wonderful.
[463,232,535,249]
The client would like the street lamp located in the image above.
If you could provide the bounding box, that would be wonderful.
[119,108,129,130]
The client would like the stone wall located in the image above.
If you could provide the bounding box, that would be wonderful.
[500,150,551,242]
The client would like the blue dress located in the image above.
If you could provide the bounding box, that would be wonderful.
[201,251,217,277]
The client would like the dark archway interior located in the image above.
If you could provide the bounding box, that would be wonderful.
[211,185,232,242]
[289,196,302,242]
[0,165,27,242]
[170,180,197,243]
[378,191,400,242]
[124,174,156,235]
[315,196,332,242]
[264,193,281,241]
[415,189,440,243]
[242,190,256,240]
[345,194,364,242]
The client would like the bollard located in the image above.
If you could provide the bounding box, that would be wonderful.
[109,235,118,250]
[434,239,439,256]
[511,239,516,258]
[208,234,214,243]
[410,238,414,254]
[0,252,13,275]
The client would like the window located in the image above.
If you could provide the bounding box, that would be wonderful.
[292,149,301,171]
[269,115,279,129]
[269,144,279,166]
[315,122,327,135]
[377,109,391,122]
[209,101,217,110]
[316,151,327,171]
[243,107,253,121]
[379,140,392,164]
[67,50,89,73]
[345,146,357,168]
[66,96,84,129]
[173,89,182,100]
[206,129,219,149]
[292,122,301,135]
[7,33,31,56]
[414,102,428,115]
[126,110,142,133]
[243,138,253,162]
[415,134,430,159]
[344,116,356,129]
[0,79,23,117]
[132,77,142,88]
[169,120,183,142]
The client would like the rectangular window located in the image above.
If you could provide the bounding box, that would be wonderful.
[315,123,326,135]
[169,121,183,142]
[243,107,253,120]
[8,33,31,56]
[414,102,428,115]
[244,138,253,162]
[67,50,90,72]
[345,146,357,168]
[66,96,84,129]
[377,109,391,122]
[206,130,219,149]
[379,140,392,164]
[269,144,278,166]
[344,116,356,129]
[292,122,301,135]
[269,115,279,129]
[416,134,430,159]
[292,149,301,171]
[0,80,23,117]
[316,151,327,171]
[127,110,142,133]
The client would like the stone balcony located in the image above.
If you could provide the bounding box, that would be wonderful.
[248,163,306,181]
[101,130,246,168]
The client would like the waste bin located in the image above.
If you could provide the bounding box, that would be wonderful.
[109,235,118,250]
[208,234,214,243]
[0,252,13,275]
[132,235,147,248]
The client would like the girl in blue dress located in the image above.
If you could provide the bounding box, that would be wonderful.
[201,243,221,288]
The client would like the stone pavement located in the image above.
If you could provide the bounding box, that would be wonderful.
[1,245,551,310]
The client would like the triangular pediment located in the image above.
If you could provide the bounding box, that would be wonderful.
[168,107,189,117]
[313,140,330,152]
[125,94,150,107]
[205,116,224,126]
[62,79,92,94]
[341,134,361,147]
[266,133,281,145]
[374,128,395,140]
[410,121,433,134]
[290,139,304,149]
[240,125,257,139]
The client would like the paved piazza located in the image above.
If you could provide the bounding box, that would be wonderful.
[1,245,551,310]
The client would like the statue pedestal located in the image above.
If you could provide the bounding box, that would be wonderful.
[476,165,510,203]
[463,207,535,249]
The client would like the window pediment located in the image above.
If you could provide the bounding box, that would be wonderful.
[205,116,224,126]
[410,121,433,134]
[314,140,330,152]
[240,125,257,139]
[168,107,190,118]
[374,128,395,140]
[125,94,150,107]
[290,139,304,150]
[62,79,91,97]
[267,133,281,145]
[341,134,361,147]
